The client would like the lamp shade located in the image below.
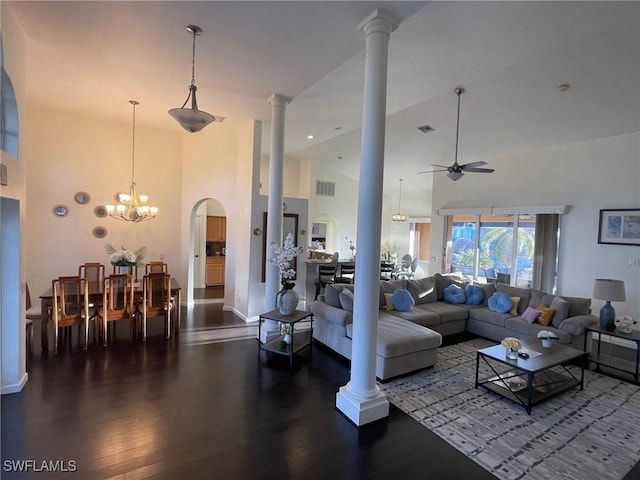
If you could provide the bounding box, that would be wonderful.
[593,278,626,302]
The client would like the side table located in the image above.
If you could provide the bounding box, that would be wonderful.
[258,309,314,368]
[584,325,640,384]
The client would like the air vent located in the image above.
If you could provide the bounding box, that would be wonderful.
[417,124,434,134]
[316,181,335,197]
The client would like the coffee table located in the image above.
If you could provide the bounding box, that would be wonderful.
[475,338,586,414]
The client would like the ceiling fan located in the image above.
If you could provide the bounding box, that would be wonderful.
[418,87,494,181]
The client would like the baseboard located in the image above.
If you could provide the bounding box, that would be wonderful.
[1,371,28,395]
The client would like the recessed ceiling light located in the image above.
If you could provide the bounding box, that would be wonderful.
[307,134,314,139]
[558,83,570,92]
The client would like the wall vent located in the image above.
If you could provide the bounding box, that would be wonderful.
[316,181,335,197]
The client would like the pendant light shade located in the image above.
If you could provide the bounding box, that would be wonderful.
[168,25,224,133]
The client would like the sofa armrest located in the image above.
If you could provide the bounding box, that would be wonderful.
[311,301,352,327]
[558,314,599,335]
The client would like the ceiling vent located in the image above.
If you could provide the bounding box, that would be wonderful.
[417,124,434,134]
[316,181,335,197]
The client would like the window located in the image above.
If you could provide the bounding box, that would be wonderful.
[0,68,18,157]
[444,213,560,292]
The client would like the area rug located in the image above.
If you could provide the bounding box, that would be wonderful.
[379,338,640,480]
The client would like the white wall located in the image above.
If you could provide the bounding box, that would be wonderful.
[25,106,183,298]
[430,132,640,319]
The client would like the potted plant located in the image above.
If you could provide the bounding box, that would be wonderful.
[105,244,146,278]
[501,337,522,360]
[537,330,558,348]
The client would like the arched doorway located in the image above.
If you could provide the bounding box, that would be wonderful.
[189,198,226,305]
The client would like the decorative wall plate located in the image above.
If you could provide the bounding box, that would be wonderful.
[74,191,90,204]
[52,205,69,217]
[92,226,107,238]
[94,205,108,218]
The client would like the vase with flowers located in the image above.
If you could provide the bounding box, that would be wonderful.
[105,244,146,278]
[501,337,522,360]
[269,232,304,315]
[537,330,558,348]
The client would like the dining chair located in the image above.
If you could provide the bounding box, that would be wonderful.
[100,274,136,346]
[334,263,356,284]
[24,283,41,360]
[145,261,168,274]
[51,276,90,354]
[484,268,499,285]
[398,257,419,279]
[140,273,173,341]
[79,263,105,326]
[314,264,338,300]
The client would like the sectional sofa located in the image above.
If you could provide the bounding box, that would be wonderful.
[310,273,598,380]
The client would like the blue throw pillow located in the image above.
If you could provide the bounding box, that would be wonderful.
[391,289,414,312]
[443,284,466,304]
[488,292,513,313]
[465,285,485,305]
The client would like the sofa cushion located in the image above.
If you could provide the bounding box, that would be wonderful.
[443,284,466,304]
[504,317,572,344]
[392,289,414,312]
[325,283,344,308]
[510,297,521,316]
[550,296,571,327]
[521,306,540,324]
[560,295,592,317]
[389,305,441,328]
[434,273,468,300]
[339,288,354,312]
[488,292,513,313]
[465,285,485,305]
[379,279,408,308]
[384,293,395,311]
[407,277,437,305]
[476,283,496,306]
[376,314,442,358]
[496,284,531,314]
[467,306,512,328]
[536,305,555,326]
[528,289,554,310]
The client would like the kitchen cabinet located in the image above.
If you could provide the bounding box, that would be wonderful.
[206,257,225,286]
[206,216,226,242]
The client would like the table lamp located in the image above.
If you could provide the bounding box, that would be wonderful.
[593,278,626,331]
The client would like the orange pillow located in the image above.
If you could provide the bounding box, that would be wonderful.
[536,305,556,326]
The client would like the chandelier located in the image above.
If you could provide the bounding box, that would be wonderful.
[169,25,224,133]
[391,178,407,224]
[106,100,158,222]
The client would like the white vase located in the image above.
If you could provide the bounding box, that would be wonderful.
[541,338,552,348]
[277,288,299,316]
[506,347,518,360]
[283,333,293,344]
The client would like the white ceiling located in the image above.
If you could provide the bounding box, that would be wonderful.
[7,1,640,216]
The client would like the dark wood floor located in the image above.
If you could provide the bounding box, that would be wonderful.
[3,304,639,479]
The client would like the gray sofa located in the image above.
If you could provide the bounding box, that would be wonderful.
[311,273,598,379]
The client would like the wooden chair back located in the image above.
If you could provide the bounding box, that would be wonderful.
[145,261,168,274]
[79,263,105,288]
[52,276,89,352]
[101,274,135,346]
[141,273,172,341]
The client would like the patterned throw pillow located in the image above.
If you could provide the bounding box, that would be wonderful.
[391,289,415,312]
[536,304,556,326]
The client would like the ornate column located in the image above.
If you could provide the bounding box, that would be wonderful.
[261,93,291,342]
[336,9,398,426]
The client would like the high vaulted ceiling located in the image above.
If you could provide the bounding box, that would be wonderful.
[7,1,640,217]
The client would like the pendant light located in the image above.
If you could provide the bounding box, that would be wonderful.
[391,178,407,224]
[169,25,224,133]
[106,100,158,222]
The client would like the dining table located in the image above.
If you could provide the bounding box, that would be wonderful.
[38,278,182,351]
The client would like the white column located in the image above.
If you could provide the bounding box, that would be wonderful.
[261,93,291,342]
[336,10,398,426]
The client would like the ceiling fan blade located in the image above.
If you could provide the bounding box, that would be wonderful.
[464,167,495,173]
[460,161,487,170]
[418,168,449,174]
[430,163,450,169]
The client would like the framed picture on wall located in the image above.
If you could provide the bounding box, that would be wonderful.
[598,209,640,246]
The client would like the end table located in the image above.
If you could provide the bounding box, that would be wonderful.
[258,309,314,368]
